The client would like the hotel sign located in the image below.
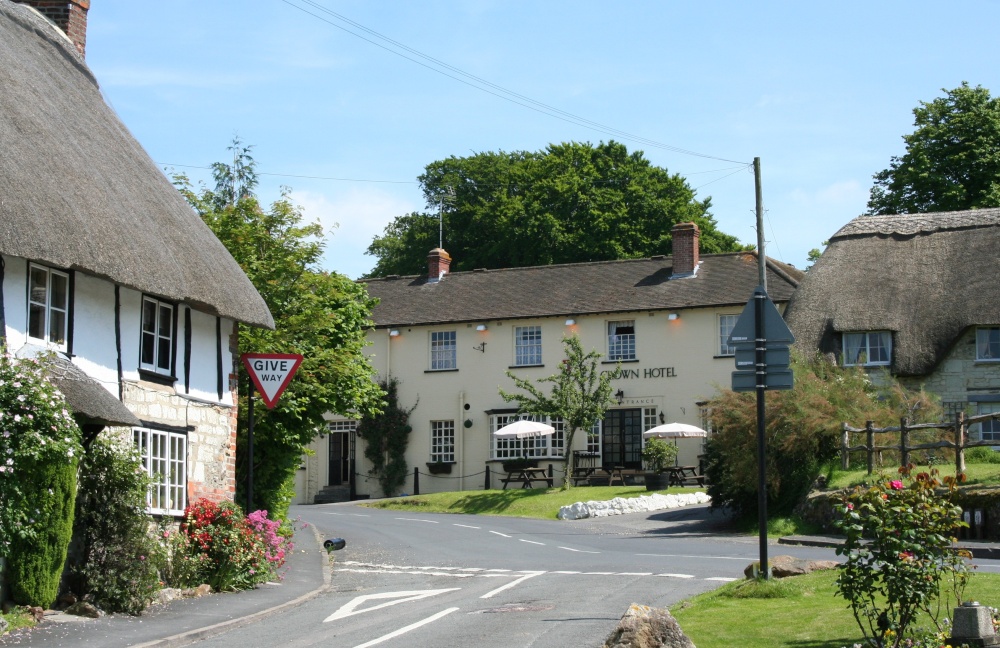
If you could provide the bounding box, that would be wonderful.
[601,366,677,380]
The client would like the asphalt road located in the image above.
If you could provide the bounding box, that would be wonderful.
[186,501,841,648]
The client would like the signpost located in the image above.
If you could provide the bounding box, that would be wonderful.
[241,353,304,511]
[727,286,795,580]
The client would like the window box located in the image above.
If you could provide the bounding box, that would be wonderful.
[426,461,454,475]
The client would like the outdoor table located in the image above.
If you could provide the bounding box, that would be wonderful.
[665,465,703,487]
[501,467,553,489]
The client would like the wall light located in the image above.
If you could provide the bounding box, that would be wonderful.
[476,324,488,331]
[667,312,680,321]
[565,318,576,326]
[615,389,625,405]
[389,329,400,337]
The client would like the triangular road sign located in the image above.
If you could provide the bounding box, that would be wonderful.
[727,286,795,345]
[241,353,303,409]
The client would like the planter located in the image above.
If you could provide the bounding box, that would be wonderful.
[644,472,671,491]
[426,462,453,475]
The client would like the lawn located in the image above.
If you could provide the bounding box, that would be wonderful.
[360,485,704,519]
[827,461,1000,490]
[672,569,1000,648]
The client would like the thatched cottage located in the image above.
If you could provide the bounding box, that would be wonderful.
[0,0,273,514]
[784,209,1000,440]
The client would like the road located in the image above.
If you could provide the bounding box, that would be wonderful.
[189,501,843,648]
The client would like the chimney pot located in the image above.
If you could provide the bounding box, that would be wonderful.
[671,222,700,278]
[427,248,452,282]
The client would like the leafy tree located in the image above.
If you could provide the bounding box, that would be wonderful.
[355,378,414,497]
[366,141,745,277]
[704,351,940,521]
[499,335,615,486]
[867,83,1000,215]
[174,139,384,518]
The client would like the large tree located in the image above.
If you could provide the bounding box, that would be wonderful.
[366,141,744,277]
[174,140,384,517]
[867,83,1000,215]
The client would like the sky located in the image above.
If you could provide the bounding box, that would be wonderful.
[83,1,1000,280]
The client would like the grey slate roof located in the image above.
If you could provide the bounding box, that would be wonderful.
[362,252,803,327]
[784,208,1000,376]
[0,1,273,328]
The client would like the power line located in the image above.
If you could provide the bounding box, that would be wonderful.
[278,0,748,165]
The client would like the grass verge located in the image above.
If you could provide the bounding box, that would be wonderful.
[360,485,704,519]
[1,606,37,636]
[672,569,1000,648]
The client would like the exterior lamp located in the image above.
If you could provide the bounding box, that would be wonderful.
[389,329,400,337]
[615,389,625,405]
[476,324,488,331]
[668,312,680,321]
[565,318,575,326]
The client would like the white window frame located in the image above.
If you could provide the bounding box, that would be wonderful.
[430,330,457,370]
[842,331,892,367]
[430,420,455,462]
[328,420,357,434]
[586,419,601,454]
[490,413,564,459]
[977,328,1000,362]
[514,325,542,366]
[27,263,69,350]
[718,314,739,356]
[140,296,175,375]
[608,320,636,361]
[134,427,187,516]
[976,402,1000,444]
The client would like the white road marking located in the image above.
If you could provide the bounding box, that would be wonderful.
[519,539,545,545]
[453,524,480,529]
[706,577,738,582]
[635,553,745,561]
[324,588,460,622]
[489,530,511,538]
[558,547,600,554]
[352,607,459,648]
[321,511,370,517]
[395,517,438,523]
[551,570,581,574]
[480,571,545,599]
[658,573,695,579]
[617,572,653,576]
[337,561,734,583]
[582,571,614,575]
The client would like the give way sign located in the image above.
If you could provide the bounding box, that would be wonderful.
[241,353,304,409]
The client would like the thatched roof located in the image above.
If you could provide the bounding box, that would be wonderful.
[0,2,273,328]
[363,252,803,327]
[784,209,1000,376]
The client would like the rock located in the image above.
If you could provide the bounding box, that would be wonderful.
[181,584,213,598]
[0,616,9,635]
[28,606,45,622]
[57,591,77,608]
[743,555,840,579]
[603,603,696,648]
[64,602,101,619]
[558,492,712,520]
[157,588,182,605]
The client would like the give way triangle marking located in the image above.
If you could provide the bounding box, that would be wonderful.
[323,588,461,623]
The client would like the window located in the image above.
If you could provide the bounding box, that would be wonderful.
[976,403,1000,444]
[490,414,561,459]
[27,263,69,349]
[140,296,175,375]
[718,314,739,356]
[134,427,187,516]
[842,331,892,366]
[977,328,1000,361]
[431,420,455,462]
[328,420,357,434]
[430,331,456,370]
[586,420,601,454]
[608,320,636,361]
[514,326,542,366]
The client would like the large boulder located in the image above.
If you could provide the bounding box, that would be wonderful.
[604,603,696,648]
[743,555,839,579]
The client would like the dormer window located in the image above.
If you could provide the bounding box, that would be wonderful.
[977,327,1000,361]
[27,263,70,351]
[842,331,892,367]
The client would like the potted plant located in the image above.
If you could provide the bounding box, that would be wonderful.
[426,460,452,475]
[501,457,537,473]
[641,438,678,491]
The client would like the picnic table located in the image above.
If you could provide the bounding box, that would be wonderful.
[501,467,553,489]
[665,465,705,487]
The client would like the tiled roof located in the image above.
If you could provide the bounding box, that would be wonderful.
[362,252,803,328]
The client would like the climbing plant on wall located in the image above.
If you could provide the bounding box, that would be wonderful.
[356,378,415,497]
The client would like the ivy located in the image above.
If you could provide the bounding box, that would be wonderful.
[356,378,414,497]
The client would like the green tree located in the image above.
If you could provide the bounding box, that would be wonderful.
[499,335,615,485]
[867,83,1000,215]
[704,351,940,521]
[174,140,384,517]
[366,141,745,277]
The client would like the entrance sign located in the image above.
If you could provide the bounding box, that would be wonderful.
[241,353,303,409]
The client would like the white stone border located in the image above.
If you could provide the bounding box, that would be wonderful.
[558,492,712,520]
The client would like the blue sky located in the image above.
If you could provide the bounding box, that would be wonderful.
[85,1,1000,279]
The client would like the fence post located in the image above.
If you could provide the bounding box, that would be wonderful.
[841,422,849,470]
[900,417,909,468]
[484,464,491,490]
[413,466,419,496]
[957,410,966,475]
[866,420,875,475]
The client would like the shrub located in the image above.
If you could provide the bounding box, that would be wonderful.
[833,466,970,647]
[641,438,678,473]
[68,436,160,615]
[356,378,414,497]
[0,352,83,607]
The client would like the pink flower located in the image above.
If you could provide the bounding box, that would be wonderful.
[846,502,854,511]
[889,480,903,490]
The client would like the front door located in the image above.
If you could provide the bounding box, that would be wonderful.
[602,408,643,469]
[328,432,349,486]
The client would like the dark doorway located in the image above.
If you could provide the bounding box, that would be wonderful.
[328,432,350,486]
[602,408,643,469]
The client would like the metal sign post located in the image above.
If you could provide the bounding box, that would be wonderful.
[728,286,795,580]
[241,353,304,512]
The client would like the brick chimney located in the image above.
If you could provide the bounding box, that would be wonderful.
[17,0,90,57]
[427,248,452,282]
[670,222,700,278]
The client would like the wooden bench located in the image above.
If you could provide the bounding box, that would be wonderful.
[501,468,554,489]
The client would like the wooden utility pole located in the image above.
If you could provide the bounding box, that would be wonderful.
[754,157,766,291]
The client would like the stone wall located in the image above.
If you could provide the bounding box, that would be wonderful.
[900,328,1000,409]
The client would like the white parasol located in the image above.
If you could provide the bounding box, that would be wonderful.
[642,422,708,439]
[494,419,556,438]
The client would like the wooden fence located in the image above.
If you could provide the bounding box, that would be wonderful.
[842,411,1000,475]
